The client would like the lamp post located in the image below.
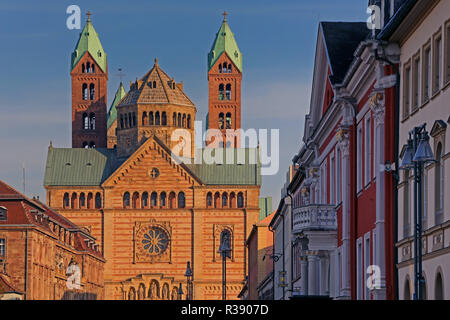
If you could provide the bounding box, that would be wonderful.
[184,261,193,300]
[400,123,435,300]
[218,233,231,300]
[177,282,183,300]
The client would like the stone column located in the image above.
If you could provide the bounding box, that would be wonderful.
[300,257,308,295]
[319,253,330,296]
[370,90,387,299]
[329,250,337,298]
[307,252,319,296]
[336,125,351,299]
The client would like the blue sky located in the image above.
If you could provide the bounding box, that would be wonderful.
[0,0,368,207]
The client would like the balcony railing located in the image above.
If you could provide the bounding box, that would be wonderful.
[293,204,337,233]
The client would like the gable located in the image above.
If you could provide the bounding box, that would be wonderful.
[102,136,202,188]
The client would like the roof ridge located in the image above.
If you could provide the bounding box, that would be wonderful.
[155,65,172,104]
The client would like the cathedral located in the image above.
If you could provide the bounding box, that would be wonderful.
[43,12,261,300]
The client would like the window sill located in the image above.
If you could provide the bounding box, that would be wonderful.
[443,80,450,92]
[431,89,441,100]
[410,106,420,117]
[420,99,430,109]
[401,115,410,123]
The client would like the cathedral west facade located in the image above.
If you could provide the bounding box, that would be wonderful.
[43,13,261,300]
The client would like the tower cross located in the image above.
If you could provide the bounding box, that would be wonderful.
[87,11,92,21]
[223,11,228,21]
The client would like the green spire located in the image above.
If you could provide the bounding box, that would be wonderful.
[71,12,107,72]
[107,82,127,129]
[208,12,242,72]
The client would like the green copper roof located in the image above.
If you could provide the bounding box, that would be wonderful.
[44,146,260,187]
[208,18,242,72]
[186,148,260,185]
[71,18,107,72]
[44,148,121,186]
[107,82,127,129]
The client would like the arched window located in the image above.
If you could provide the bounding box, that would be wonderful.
[155,112,160,125]
[220,229,232,258]
[162,112,167,126]
[219,64,222,73]
[63,193,70,208]
[86,62,91,73]
[149,112,154,125]
[82,141,88,148]
[225,84,231,100]
[71,193,77,209]
[151,192,158,207]
[128,113,132,128]
[435,143,444,224]
[95,193,101,208]
[173,113,176,126]
[237,192,244,208]
[178,192,186,208]
[222,192,228,208]
[404,278,411,300]
[421,273,427,300]
[228,64,232,73]
[226,112,232,129]
[138,284,146,300]
[89,113,95,130]
[218,113,224,129]
[79,193,86,208]
[168,192,176,209]
[128,287,136,300]
[219,84,224,100]
[123,192,130,208]
[132,112,136,127]
[187,115,191,129]
[91,64,95,73]
[223,62,228,73]
[160,192,166,208]
[82,63,85,73]
[214,192,220,208]
[182,114,186,128]
[87,192,93,209]
[177,113,181,127]
[142,112,147,126]
[89,141,95,148]
[141,192,148,208]
[229,192,236,208]
[120,115,124,129]
[153,81,156,88]
[83,113,89,130]
[89,83,95,100]
[435,272,444,300]
[206,192,212,207]
[82,83,88,100]
[132,192,139,209]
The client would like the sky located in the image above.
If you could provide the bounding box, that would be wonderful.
[0,0,368,207]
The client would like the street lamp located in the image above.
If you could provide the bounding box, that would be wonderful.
[218,232,231,300]
[184,261,193,300]
[177,282,183,300]
[400,123,435,300]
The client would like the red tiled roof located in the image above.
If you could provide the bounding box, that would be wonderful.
[0,179,104,259]
[260,211,276,225]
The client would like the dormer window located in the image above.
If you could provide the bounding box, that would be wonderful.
[0,207,7,220]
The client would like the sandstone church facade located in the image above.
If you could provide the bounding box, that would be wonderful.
[43,13,261,300]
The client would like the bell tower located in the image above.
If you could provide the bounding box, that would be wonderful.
[70,12,108,148]
[207,12,242,148]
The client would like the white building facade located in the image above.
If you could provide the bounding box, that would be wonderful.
[388,0,450,300]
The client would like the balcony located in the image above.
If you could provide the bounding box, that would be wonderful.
[293,204,337,233]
